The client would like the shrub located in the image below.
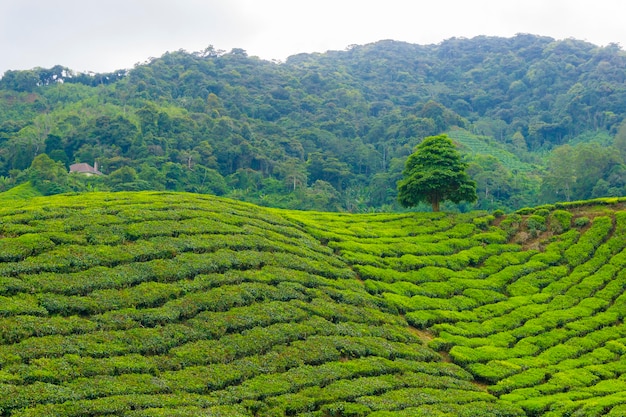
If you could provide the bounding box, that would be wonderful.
[605,340,626,355]
[467,360,522,383]
[548,369,599,390]
[0,294,49,317]
[548,210,572,233]
[493,209,505,218]
[0,234,56,262]
[526,214,547,234]
[357,387,494,411]
[463,288,507,305]
[606,405,626,416]
[321,401,371,417]
[534,208,551,217]
[499,214,522,238]
[489,368,549,396]
[473,215,495,230]
[537,344,583,364]
[574,216,590,228]
[473,230,508,244]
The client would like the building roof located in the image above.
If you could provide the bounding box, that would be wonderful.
[69,163,103,175]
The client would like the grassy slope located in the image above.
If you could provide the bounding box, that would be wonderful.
[0,191,625,416]
[446,129,536,173]
[0,182,42,202]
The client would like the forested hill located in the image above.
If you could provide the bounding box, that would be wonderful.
[2,34,626,211]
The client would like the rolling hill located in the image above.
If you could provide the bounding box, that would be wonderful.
[3,35,626,211]
[0,191,625,416]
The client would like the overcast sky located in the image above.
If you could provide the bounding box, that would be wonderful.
[2,0,625,75]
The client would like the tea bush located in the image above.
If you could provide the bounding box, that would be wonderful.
[3,191,626,415]
[526,214,547,234]
[549,209,573,232]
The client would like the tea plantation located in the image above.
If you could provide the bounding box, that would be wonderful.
[0,191,625,416]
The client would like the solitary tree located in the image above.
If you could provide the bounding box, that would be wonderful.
[397,134,477,211]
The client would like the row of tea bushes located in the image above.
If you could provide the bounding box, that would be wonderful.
[0,192,518,416]
[287,205,626,416]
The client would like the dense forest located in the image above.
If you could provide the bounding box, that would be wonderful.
[2,34,626,211]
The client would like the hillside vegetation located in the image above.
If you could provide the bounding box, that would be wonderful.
[2,35,626,211]
[0,191,625,416]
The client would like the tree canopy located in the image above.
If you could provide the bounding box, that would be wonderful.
[397,135,477,211]
[1,35,626,211]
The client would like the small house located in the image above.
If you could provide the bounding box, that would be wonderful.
[69,162,103,176]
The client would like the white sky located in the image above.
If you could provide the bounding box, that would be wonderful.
[1,0,625,74]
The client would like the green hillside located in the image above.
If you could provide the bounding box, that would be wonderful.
[3,35,626,211]
[0,182,41,202]
[0,191,626,416]
[446,129,535,173]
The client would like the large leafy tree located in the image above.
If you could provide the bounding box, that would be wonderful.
[28,153,69,195]
[397,134,477,211]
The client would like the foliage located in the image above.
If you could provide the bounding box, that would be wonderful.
[28,154,69,195]
[541,143,623,203]
[548,209,572,232]
[2,36,626,211]
[397,135,477,211]
[525,214,546,235]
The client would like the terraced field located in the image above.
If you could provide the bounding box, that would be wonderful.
[288,201,626,416]
[0,192,523,417]
[446,129,535,173]
[0,191,625,416]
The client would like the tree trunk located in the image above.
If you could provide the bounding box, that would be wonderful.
[432,198,440,212]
